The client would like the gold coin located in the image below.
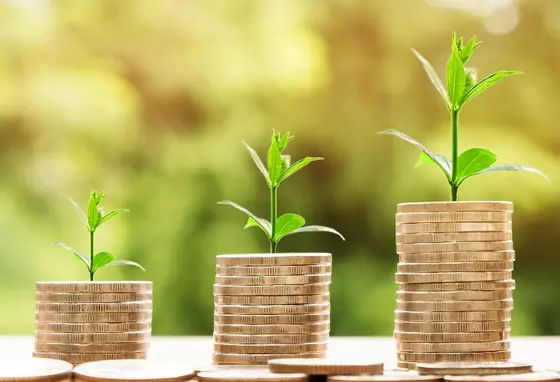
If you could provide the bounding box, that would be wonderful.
[396,299,513,311]
[73,359,196,382]
[396,272,512,284]
[396,232,512,244]
[268,358,384,376]
[212,352,326,365]
[214,295,330,306]
[33,351,147,365]
[443,373,560,382]
[399,280,515,292]
[34,341,150,354]
[394,331,509,343]
[214,313,330,325]
[213,322,329,334]
[394,320,511,332]
[328,374,442,382]
[397,202,513,213]
[214,304,330,315]
[217,265,332,276]
[396,222,512,234]
[399,251,515,263]
[213,283,330,296]
[397,241,513,254]
[397,351,511,363]
[397,341,510,353]
[35,311,152,323]
[35,331,151,343]
[35,321,151,333]
[213,332,329,345]
[0,357,73,380]
[36,292,152,303]
[35,301,153,313]
[396,211,512,224]
[215,274,331,286]
[416,362,533,376]
[397,362,417,371]
[214,342,328,354]
[396,290,513,301]
[216,254,332,266]
[394,310,511,322]
[198,369,308,382]
[36,282,152,293]
[397,262,514,273]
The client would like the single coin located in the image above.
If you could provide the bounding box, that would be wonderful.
[397,351,511,363]
[214,322,329,334]
[0,357,72,380]
[397,241,513,254]
[214,332,329,345]
[214,284,330,296]
[396,272,512,284]
[394,331,509,343]
[33,351,147,365]
[215,274,331,286]
[198,369,307,382]
[214,304,330,315]
[35,311,152,323]
[212,352,326,365]
[397,341,510,353]
[396,232,512,244]
[216,254,332,266]
[394,320,511,333]
[36,282,152,293]
[394,310,511,322]
[73,359,196,382]
[215,295,330,306]
[214,343,328,354]
[35,301,153,313]
[416,362,533,376]
[396,222,512,234]
[397,202,513,213]
[35,331,151,343]
[399,252,515,263]
[34,341,150,354]
[399,280,515,292]
[268,358,384,376]
[396,211,512,224]
[443,373,560,382]
[396,290,513,301]
[35,292,152,303]
[217,265,332,276]
[397,362,417,370]
[328,374,441,382]
[35,321,151,333]
[214,313,330,325]
[396,299,514,312]
[397,262,514,273]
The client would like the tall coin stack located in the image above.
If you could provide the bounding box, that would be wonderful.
[34,281,153,365]
[394,202,515,370]
[213,253,332,366]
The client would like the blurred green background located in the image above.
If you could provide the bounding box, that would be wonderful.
[0,0,559,336]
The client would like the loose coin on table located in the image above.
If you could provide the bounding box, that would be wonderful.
[198,369,308,382]
[73,359,196,382]
[328,375,442,382]
[267,358,384,375]
[0,357,72,380]
[416,362,533,376]
[443,373,560,382]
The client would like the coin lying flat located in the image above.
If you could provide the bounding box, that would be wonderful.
[35,292,153,303]
[397,341,510,353]
[267,358,384,375]
[214,304,330,315]
[73,359,196,382]
[217,265,332,276]
[214,343,328,354]
[214,284,330,296]
[36,282,152,293]
[396,212,512,224]
[328,374,441,382]
[396,222,512,234]
[399,252,515,263]
[198,369,307,382]
[397,202,513,213]
[416,362,533,376]
[397,351,511,363]
[35,301,153,313]
[215,295,330,306]
[394,331,509,343]
[214,332,329,345]
[443,373,560,382]
[35,311,152,323]
[394,320,511,333]
[212,352,326,365]
[0,357,73,380]
[35,321,152,333]
[397,241,513,254]
[396,299,514,312]
[396,290,513,301]
[214,313,330,325]
[399,280,515,292]
[396,232,512,244]
[34,341,150,353]
[33,351,147,365]
[215,274,332,285]
[214,322,330,334]
[395,310,511,323]
[35,331,151,343]
[396,272,512,284]
[397,262,514,273]
[216,254,332,266]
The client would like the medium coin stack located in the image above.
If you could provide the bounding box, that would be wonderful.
[394,202,515,369]
[34,281,153,365]
[213,253,332,366]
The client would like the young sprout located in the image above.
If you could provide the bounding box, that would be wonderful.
[219,131,345,253]
[380,32,548,201]
[55,190,145,281]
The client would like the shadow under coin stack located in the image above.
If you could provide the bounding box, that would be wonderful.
[394,202,515,369]
[34,281,153,365]
[213,253,332,365]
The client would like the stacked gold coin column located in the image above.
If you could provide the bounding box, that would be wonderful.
[213,253,332,365]
[34,281,153,365]
[394,202,515,369]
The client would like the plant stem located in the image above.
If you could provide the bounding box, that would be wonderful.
[270,186,278,254]
[89,230,94,281]
[451,109,459,201]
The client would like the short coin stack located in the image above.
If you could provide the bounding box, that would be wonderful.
[213,253,332,365]
[394,202,515,369]
[34,281,153,365]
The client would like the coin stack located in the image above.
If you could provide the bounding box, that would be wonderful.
[213,253,332,366]
[394,202,515,369]
[34,281,153,365]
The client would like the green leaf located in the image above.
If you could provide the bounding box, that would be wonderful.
[105,259,146,272]
[379,129,452,181]
[414,152,452,180]
[98,209,128,228]
[473,164,549,182]
[244,217,273,237]
[87,191,102,231]
[411,48,450,108]
[243,141,271,187]
[281,155,291,168]
[446,35,467,110]
[462,67,477,99]
[462,70,522,105]
[459,36,479,63]
[276,132,294,153]
[455,148,497,185]
[278,157,323,183]
[283,225,345,241]
[267,144,284,186]
[274,213,306,241]
[54,241,90,269]
[69,198,89,231]
[91,251,115,273]
[218,200,272,237]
